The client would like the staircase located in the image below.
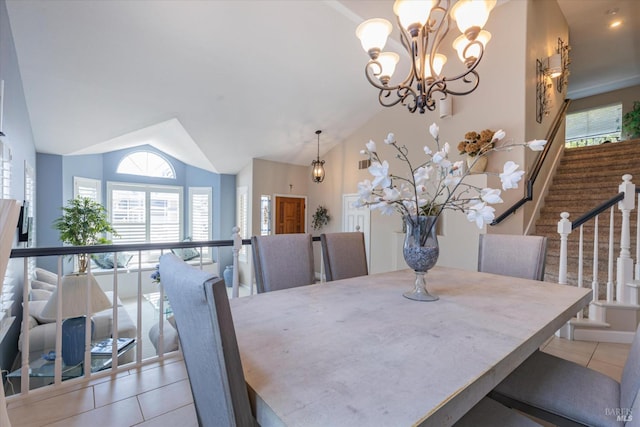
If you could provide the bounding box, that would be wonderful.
[535,140,640,342]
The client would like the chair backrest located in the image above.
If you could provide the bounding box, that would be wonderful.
[477,234,547,281]
[320,232,368,282]
[159,253,256,427]
[620,324,640,416]
[251,234,315,293]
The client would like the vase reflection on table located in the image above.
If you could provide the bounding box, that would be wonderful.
[403,215,439,301]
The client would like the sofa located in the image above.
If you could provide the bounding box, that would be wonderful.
[19,268,137,363]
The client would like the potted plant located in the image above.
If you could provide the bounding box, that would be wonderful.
[312,205,330,231]
[53,197,117,273]
[622,101,640,140]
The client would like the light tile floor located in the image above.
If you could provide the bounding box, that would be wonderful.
[6,337,632,427]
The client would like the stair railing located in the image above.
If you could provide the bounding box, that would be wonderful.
[492,99,571,225]
[557,175,637,311]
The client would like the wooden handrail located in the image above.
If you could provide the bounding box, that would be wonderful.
[571,192,625,230]
[491,98,572,225]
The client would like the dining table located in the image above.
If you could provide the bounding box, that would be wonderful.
[229,267,592,427]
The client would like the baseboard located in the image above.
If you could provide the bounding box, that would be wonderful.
[573,328,635,343]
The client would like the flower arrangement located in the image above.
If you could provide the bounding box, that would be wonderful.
[150,264,160,284]
[457,129,499,157]
[356,123,546,228]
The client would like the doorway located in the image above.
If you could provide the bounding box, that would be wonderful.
[274,196,306,234]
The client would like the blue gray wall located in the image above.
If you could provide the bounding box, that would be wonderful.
[0,0,38,374]
[36,145,236,271]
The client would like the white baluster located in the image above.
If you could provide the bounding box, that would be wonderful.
[636,195,640,281]
[232,226,241,298]
[607,207,615,302]
[592,216,599,305]
[617,174,635,303]
[577,225,584,319]
[557,212,571,285]
[112,254,120,367]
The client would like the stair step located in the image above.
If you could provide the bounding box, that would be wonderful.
[569,318,610,329]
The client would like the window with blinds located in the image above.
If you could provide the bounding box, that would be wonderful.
[0,141,11,199]
[188,187,212,258]
[566,103,622,147]
[107,182,183,262]
[237,187,248,262]
[74,176,101,201]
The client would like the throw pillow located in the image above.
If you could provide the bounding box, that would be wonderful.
[30,289,52,301]
[26,300,52,324]
[171,238,200,261]
[35,268,58,285]
[92,252,134,269]
[31,279,56,292]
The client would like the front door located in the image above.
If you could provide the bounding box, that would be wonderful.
[275,196,305,234]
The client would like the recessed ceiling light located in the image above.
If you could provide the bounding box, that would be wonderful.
[610,20,622,29]
[606,8,619,15]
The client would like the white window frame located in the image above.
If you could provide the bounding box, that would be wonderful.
[237,186,249,262]
[188,187,212,258]
[107,181,184,262]
[74,176,101,201]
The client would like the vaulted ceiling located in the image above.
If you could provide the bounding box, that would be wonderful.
[6,0,639,174]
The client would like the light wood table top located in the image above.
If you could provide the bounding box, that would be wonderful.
[230,267,591,427]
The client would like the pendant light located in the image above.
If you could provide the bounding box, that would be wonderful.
[311,130,325,183]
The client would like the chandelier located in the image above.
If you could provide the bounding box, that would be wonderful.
[311,130,325,183]
[356,0,496,114]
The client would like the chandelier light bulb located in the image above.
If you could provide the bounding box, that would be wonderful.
[377,52,400,83]
[393,0,436,34]
[453,30,491,64]
[356,18,393,58]
[419,54,447,79]
[450,0,496,38]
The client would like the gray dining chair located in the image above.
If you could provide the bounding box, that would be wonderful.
[251,233,315,293]
[490,323,640,427]
[478,234,547,281]
[159,253,257,427]
[320,232,368,281]
[454,397,542,426]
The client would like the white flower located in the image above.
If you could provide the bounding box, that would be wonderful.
[527,139,546,151]
[499,161,525,190]
[357,179,374,198]
[432,144,449,164]
[372,200,396,215]
[366,139,377,153]
[492,129,506,141]
[465,202,495,228]
[414,166,430,185]
[359,149,367,155]
[480,188,503,204]
[369,161,391,188]
[429,123,439,140]
[384,133,395,145]
[424,146,432,155]
[382,187,401,202]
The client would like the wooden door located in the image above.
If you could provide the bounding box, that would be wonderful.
[275,196,305,234]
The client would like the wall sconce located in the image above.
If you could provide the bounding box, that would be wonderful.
[536,58,551,124]
[535,37,570,123]
[554,38,570,93]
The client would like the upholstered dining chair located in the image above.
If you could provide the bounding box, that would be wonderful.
[320,232,368,282]
[251,233,315,293]
[477,234,547,281]
[490,323,640,427]
[159,253,257,427]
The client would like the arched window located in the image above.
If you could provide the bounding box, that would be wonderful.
[116,151,175,178]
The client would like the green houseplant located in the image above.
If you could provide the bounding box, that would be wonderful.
[622,101,640,140]
[53,197,117,273]
[312,205,330,231]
